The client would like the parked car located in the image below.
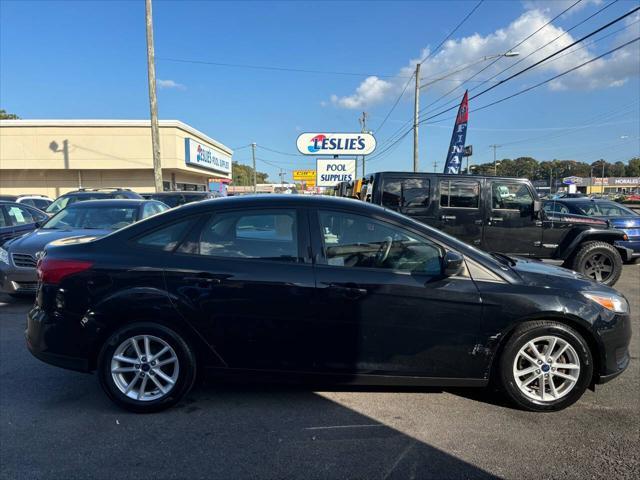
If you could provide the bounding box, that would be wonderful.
[359,172,631,286]
[0,201,49,245]
[0,194,53,210]
[543,198,640,261]
[27,195,630,413]
[138,191,222,208]
[1,199,168,296]
[45,188,142,215]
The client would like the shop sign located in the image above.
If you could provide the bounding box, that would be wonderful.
[296,133,376,156]
[316,159,356,187]
[185,138,231,174]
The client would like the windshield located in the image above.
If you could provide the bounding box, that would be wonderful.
[46,196,71,213]
[574,202,638,217]
[43,206,139,230]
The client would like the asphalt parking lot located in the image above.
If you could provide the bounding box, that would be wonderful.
[0,266,638,480]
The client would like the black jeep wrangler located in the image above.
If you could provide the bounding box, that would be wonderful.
[358,172,631,286]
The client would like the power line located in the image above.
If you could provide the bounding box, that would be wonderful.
[419,0,585,115]
[469,37,640,115]
[156,57,410,79]
[419,9,640,124]
[374,71,415,134]
[423,0,622,115]
[418,0,485,64]
[375,0,485,138]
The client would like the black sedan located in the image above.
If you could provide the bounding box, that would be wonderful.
[26,196,631,413]
[544,198,640,259]
[0,201,49,245]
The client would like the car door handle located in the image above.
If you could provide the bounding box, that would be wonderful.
[327,284,368,300]
[489,217,504,222]
[441,215,456,221]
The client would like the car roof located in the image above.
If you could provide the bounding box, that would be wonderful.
[551,198,612,203]
[369,171,529,182]
[148,191,210,195]
[66,199,151,208]
[173,193,385,214]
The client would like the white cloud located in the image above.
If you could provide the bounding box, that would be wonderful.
[157,79,186,90]
[330,76,393,109]
[328,4,639,109]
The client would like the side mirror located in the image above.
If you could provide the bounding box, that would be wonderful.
[442,251,464,277]
[533,199,542,218]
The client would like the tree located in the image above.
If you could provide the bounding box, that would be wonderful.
[0,109,19,119]
[231,161,269,186]
[609,161,626,177]
[626,158,640,177]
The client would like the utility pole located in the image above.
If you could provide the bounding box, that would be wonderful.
[359,111,368,177]
[489,144,501,176]
[433,160,438,173]
[601,159,605,194]
[413,63,421,172]
[251,142,257,193]
[145,0,163,193]
[278,169,286,185]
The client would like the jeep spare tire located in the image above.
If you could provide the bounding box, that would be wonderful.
[571,241,622,286]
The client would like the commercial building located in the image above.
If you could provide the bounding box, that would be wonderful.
[559,176,640,194]
[0,120,233,198]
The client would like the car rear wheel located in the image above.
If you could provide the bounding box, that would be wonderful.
[499,321,593,412]
[571,241,622,286]
[98,323,197,413]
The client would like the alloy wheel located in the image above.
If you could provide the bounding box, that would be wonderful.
[110,335,180,402]
[583,252,614,282]
[512,335,580,403]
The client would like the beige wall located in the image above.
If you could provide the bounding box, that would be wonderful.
[0,169,211,198]
[0,120,231,196]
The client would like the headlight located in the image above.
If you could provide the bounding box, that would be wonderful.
[0,248,8,265]
[583,292,629,314]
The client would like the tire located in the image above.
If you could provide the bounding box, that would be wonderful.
[97,322,197,413]
[571,241,622,286]
[498,321,593,412]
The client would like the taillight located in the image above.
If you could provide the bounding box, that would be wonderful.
[36,258,94,285]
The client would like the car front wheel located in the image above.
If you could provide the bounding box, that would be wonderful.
[98,323,197,413]
[499,321,593,412]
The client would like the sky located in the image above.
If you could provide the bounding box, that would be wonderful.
[1,0,639,182]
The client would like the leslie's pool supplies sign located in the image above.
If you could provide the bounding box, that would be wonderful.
[297,133,376,156]
[316,159,356,187]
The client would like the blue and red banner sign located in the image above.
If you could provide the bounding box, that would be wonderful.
[443,91,469,175]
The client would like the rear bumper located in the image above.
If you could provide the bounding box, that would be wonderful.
[26,305,90,373]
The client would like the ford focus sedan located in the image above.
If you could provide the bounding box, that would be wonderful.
[26,196,631,413]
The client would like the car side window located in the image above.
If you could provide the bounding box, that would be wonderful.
[136,218,197,251]
[440,180,479,208]
[6,205,36,225]
[382,179,430,210]
[319,210,443,275]
[491,182,534,216]
[184,209,299,262]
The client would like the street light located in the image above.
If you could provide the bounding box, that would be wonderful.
[419,51,519,89]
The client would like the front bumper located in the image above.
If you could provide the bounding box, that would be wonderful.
[593,312,632,384]
[0,263,37,294]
